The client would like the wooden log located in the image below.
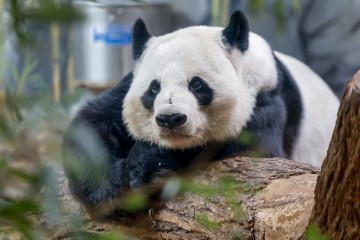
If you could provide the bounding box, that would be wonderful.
[308,70,360,239]
[53,157,319,240]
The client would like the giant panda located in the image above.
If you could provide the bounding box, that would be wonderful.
[62,10,339,218]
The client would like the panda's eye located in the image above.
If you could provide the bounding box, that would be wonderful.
[151,85,160,94]
[142,80,160,109]
[151,82,160,94]
[188,76,213,106]
[190,80,202,91]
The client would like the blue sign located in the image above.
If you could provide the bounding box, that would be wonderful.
[93,24,132,45]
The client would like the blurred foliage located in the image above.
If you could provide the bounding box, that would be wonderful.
[306,225,329,240]
[231,231,244,240]
[195,213,221,231]
[0,198,42,239]
[249,0,302,15]
[0,1,110,238]
[252,0,302,31]
[0,87,71,239]
[248,0,265,13]
[175,175,256,221]
[237,130,265,158]
[211,0,231,26]
[0,111,49,239]
[26,1,83,23]
[7,53,44,97]
[119,192,149,213]
[6,0,82,45]
[0,80,129,239]
[212,0,302,31]
[63,231,136,240]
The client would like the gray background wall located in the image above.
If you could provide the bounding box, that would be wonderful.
[3,0,360,98]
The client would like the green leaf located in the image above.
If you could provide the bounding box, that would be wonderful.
[249,0,265,14]
[273,0,286,32]
[26,3,83,23]
[8,0,34,45]
[231,231,243,240]
[71,231,136,240]
[182,179,218,197]
[8,64,20,85]
[306,225,328,240]
[0,199,39,216]
[0,199,40,240]
[6,168,41,185]
[120,192,148,213]
[292,0,302,11]
[195,213,221,231]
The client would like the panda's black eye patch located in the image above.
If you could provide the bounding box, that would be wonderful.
[188,76,214,106]
[141,80,160,110]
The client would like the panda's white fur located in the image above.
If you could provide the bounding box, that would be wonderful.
[275,52,339,166]
[124,27,255,149]
[123,24,339,167]
[62,11,340,218]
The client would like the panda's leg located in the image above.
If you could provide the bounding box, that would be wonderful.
[127,141,182,188]
[245,93,288,158]
[62,121,132,217]
[62,73,136,217]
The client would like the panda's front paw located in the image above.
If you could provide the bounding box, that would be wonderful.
[127,142,180,188]
[128,162,174,188]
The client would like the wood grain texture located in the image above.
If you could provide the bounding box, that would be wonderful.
[309,70,360,239]
[51,157,319,240]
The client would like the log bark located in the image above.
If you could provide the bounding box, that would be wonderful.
[308,70,360,239]
[50,157,319,240]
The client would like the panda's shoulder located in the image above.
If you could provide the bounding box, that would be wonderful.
[77,72,134,122]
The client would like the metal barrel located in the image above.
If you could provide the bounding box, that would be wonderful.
[71,0,174,87]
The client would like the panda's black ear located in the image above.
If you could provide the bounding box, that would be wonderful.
[222,10,249,52]
[132,19,152,60]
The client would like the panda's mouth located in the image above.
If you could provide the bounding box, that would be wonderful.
[159,129,192,141]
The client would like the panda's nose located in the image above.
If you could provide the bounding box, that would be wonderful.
[156,113,187,129]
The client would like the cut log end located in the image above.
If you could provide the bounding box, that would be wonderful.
[345,69,360,97]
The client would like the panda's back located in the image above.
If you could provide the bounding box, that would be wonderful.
[275,52,339,167]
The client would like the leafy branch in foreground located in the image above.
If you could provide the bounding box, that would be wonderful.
[6,0,82,45]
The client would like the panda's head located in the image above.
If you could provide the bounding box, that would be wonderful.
[123,11,277,149]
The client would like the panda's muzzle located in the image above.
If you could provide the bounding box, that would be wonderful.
[156,113,187,129]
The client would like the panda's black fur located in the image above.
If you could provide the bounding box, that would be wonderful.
[63,61,302,215]
[62,10,332,218]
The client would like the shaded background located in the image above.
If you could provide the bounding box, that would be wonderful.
[3,0,360,99]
